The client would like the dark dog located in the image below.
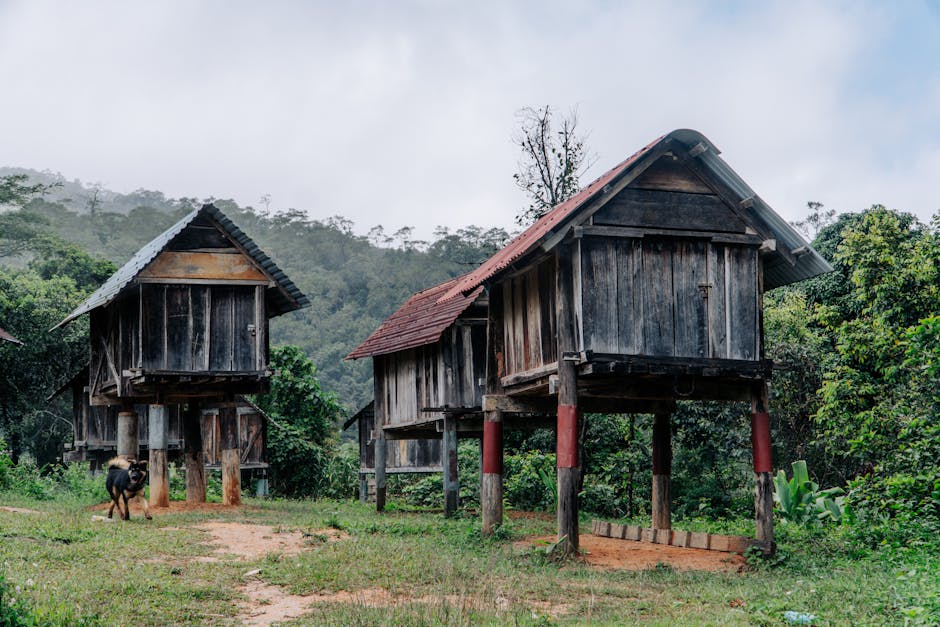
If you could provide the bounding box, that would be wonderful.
[105,457,151,521]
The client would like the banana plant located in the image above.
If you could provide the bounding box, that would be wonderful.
[773,460,845,523]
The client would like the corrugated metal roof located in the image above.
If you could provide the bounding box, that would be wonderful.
[53,204,309,329]
[440,129,832,300]
[346,275,483,360]
[0,325,22,345]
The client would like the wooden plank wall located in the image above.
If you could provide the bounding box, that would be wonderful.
[500,258,557,376]
[200,409,266,466]
[579,236,759,360]
[140,284,259,372]
[357,407,442,471]
[380,322,485,427]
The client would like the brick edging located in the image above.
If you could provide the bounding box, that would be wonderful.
[590,519,762,554]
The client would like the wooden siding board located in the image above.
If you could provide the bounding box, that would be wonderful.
[209,288,234,370]
[673,240,709,358]
[139,251,269,282]
[191,286,209,370]
[166,286,191,370]
[615,238,640,355]
[707,244,728,359]
[594,188,747,233]
[141,285,164,370]
[233,287,256,370]
[537,259,556,365]
[641,239,675,356]
[524,269,542,370]
[628,155,713,194]
[728,246,759,360]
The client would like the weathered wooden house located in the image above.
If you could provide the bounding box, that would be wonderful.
[54,203,307,506]
[460,129,832,552]
[346,275,493,514]
[357,129,831,553]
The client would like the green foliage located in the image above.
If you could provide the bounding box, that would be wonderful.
[504,450,556,511]
[0,571,34,627]
[773,460,845,524]
[252,345,345,498]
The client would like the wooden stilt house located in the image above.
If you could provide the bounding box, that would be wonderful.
[53,203,308,507]
[357,129,831,553]
[346,275,497,515]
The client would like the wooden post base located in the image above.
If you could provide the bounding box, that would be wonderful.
[481,472,503,534]
[652,474,671,530]
[149,448,169,508]
[755,470,774,548]
[557,466,580,554]
[185,450,206,503]
[221,448,241,506]
[443,415,459,517]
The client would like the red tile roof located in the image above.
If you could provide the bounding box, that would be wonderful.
[0,325,22,345]
[346,276,483,359]
[438,134,665,302]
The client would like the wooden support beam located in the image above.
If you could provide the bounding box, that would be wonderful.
[147,404,170,508]
[116,409,139,460]
[219,403,240,506]
[651,412,672,530]
[555,243,580,556]
[183,402,206,503]
[481,409,503,533]
[374,364,387,512]
[359,472,368,504]
[442,415,459,517]
[481,282,505,535]
[752,382,775,553]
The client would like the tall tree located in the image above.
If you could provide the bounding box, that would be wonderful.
[512,105,594,226]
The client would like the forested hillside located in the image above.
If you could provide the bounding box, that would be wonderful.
[1,169,511,409]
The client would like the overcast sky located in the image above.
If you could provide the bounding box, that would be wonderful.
[1,1,938,239]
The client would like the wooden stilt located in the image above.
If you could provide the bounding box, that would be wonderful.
[752,382,775,552]
[219,403,240,506]
[148,404,170,508]
[651,412,672,530]
[117,409,139,460]
[183,403,206,503]
[481,409,503,533]
[373,364,387,511]
[555,242,579,555]
[442,414,459,517]
[359,472,368,504]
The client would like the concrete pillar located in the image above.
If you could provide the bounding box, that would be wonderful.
[148,404,170,508]
[117,409,139,460]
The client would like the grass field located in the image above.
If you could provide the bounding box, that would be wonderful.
[0,494,937,626]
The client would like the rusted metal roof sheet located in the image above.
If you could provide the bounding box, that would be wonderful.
[440,129,831,300]
[346,276,483,360]
[0,325,22,345]
[53,203,308,329]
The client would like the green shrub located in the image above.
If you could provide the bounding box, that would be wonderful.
[504,450,555,511]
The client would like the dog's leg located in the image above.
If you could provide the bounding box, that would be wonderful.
[108,497,116,519]
[122,493,130,520]
[133,493,153,520]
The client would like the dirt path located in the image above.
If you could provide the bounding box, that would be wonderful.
[518,534,747,572]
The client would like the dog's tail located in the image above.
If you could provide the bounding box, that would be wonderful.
[106,457,131,470]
